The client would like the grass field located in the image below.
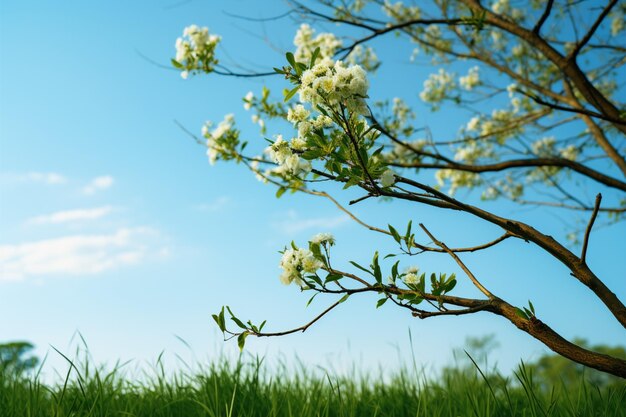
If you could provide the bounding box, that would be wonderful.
[1,349,624,417]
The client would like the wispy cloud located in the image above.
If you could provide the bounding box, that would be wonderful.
[193,196,231,212]
[0,227,164,281]
[27,206,114,225]
[0,172,67,185]
[274,210,349,235]
[83,175,114,195]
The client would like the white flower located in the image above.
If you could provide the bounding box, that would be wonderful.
[174,25,221,77]
[380,169,396,187]
[420,68,456,106]
[243,91,254,110]
[294,24,342,62]
[310,232,335,246]
[279,247,323,286]
[459,66,480,90]
[404,273,419,285]
[466,116,480,131]
[287,104,310,124]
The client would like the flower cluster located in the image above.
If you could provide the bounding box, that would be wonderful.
[459,66,480,91]
[287,104,333,141]
[310,232,335,246]
[174,25,221,79]
[419,68,455,109]
[298,58,370,115]
[264,135,312,177]
[403,266,420,285]
[294,24,342,62]
[202,114,238,164]
[279,246,324,286]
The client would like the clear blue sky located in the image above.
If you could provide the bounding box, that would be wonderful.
[1,0,624,379]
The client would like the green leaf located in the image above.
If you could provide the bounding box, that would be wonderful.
[171,59,184,69]
[372,251,382,284]
[259,320,267,331]
[226,306,247,330]
[276,187,287,198]
[338,294,350,304]
[237,332,249,351]
[388,225,401,243]
[383,253,397,259]
[306,293,318,307]
[211,314,224,332]
[325,273,343,284]
[285,52,296,69]
[376,297,388,308]
[349,261,374,276]
[391,260,400,279]
[528,300,535,315]
[515,308,529,320]
[310,47,320,68]
[445,279,457,293]
[284,86,299,103]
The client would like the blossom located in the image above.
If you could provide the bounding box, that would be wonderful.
[264,135,311,177]
[174,25,221,78]
[459,66,480,91]
[380,169,396,187]
[420,68,455,108]
[243,91,254,110]
[298,58,370,115]
[466,116,480,131]
[279,247,324,285]
[202,114,237,165]
[293,24,342,62]
[310,232,335,246]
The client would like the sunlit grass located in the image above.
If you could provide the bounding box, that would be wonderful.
[2,345,624,417]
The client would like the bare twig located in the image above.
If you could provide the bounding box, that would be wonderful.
[532,0,555,34]
[419,223,495,299]
[581,193,602,264]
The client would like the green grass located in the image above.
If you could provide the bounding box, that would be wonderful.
[1,351,624,417]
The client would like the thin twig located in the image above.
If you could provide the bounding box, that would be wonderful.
[419,223,495,300]
[581,193,602,264]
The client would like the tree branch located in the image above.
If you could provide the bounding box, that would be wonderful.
[580,193,602,264]
[532,0,555,34]
[567,0,619,60]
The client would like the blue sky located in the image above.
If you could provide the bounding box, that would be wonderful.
[1,0,624,379]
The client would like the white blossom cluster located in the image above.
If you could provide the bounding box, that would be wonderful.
[299,58,370,115]
[435,169,482,196]
[202,114,237,165]
[384,139,428,163]
[264,135,312,177]
[491,0,525,20]
[310,232,335,246]
[294,24,342,62]
[459,66,481,91]
[382,1,422,22]
[287,104,333,140]
[419,68,456,108]
[611,10,625,36]
[380,169,396,187]
[279,246,324,286]
[174,25,220,79]
[403,266,420,285]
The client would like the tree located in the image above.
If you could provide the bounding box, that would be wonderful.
[0,341,39,377]
[171,0,626,377]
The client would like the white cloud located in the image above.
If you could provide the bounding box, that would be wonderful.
[83,175,114,195]
[193,196,231,212]
[0,172,67,185]
[27,206,114,225]
[274,210,349,235]
[0,227,163,281]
